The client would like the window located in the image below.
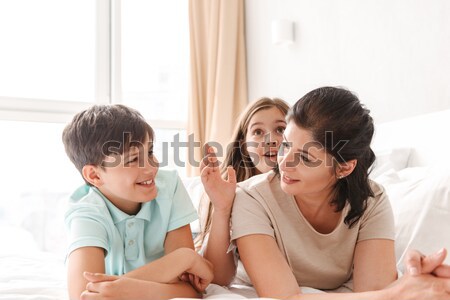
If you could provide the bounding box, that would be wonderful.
[0,0,96,103]
[119,0,189,123]
[0,1,190,253]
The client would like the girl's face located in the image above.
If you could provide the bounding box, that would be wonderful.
[277,121,337,201]
[245,107,287,174]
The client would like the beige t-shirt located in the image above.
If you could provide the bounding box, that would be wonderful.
[230,171,395,291]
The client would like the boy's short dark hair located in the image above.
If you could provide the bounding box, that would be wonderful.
[62,104,154,181]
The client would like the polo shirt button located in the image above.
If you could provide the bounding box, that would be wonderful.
[128,240,135,246]
[128,222,134,228]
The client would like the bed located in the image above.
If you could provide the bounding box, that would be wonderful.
[1,109,449,299]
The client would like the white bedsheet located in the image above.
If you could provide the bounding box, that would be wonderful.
[2,165,449,299]
[0,251,68,300]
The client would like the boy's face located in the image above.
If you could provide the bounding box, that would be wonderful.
[95,134,159,214]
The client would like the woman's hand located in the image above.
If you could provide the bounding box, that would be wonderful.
[388,273,450,300]
[404,248,450,277]
[200,144,237,213]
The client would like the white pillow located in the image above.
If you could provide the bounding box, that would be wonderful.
[182,176,204,234]
[0,225,39,254]
[371,147,412,179]
[379,167,450,270]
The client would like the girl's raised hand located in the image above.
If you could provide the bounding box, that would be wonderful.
[200,144,237,213]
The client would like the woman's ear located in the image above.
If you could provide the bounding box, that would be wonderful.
[82,165,103,187]
[336,159,357,179]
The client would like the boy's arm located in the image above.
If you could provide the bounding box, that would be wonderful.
[67,246,105,300]
[84,248,212,298]
[120,226,211,283]
[163,224,210,293]
[123,247,212,284]
[83,276,200,300]
[164,224,195,253]
[74,251,214,299]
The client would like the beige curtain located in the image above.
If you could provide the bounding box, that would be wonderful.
[187,0,248,176]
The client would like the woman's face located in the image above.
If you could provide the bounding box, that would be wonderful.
[277,121,338,201]
[245,107,286,174]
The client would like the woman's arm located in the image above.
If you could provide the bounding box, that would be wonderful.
[352,239,397,291]
[288,273,450,300]
[236,234,301,298]
[67,246,105,300]
[237,235,450,300]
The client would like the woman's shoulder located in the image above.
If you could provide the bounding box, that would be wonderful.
[362,179,392,216]
[369,179,386,198]
[368,179,387,200]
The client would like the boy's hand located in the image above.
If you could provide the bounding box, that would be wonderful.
[82,272,157,300]
[83,272,119,283]
[201,144,237,213]
[179,272,210,293]
[180,255,213,293]
[80,272,121,300]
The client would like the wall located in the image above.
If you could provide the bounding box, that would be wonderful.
[245,0,450,123]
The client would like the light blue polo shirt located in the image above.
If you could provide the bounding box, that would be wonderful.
[64,169,198,275]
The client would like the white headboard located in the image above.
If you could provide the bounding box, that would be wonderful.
[372,109,450,167]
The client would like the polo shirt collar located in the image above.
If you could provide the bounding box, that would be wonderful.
[135,202,152,221]
[92,187,152,224]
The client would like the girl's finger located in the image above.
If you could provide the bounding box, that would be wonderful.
[227,166,237,184]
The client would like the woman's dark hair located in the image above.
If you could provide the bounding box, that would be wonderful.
[286,86,376,228]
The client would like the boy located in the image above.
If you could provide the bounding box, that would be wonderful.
[62,104,212,299]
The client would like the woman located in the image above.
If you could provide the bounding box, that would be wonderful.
[229,87,450,299]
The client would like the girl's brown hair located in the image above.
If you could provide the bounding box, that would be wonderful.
[195,97,289,249]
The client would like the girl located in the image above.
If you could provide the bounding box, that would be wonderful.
[198,97,289,285]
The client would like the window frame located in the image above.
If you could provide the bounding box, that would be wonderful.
[0,0,187,130]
